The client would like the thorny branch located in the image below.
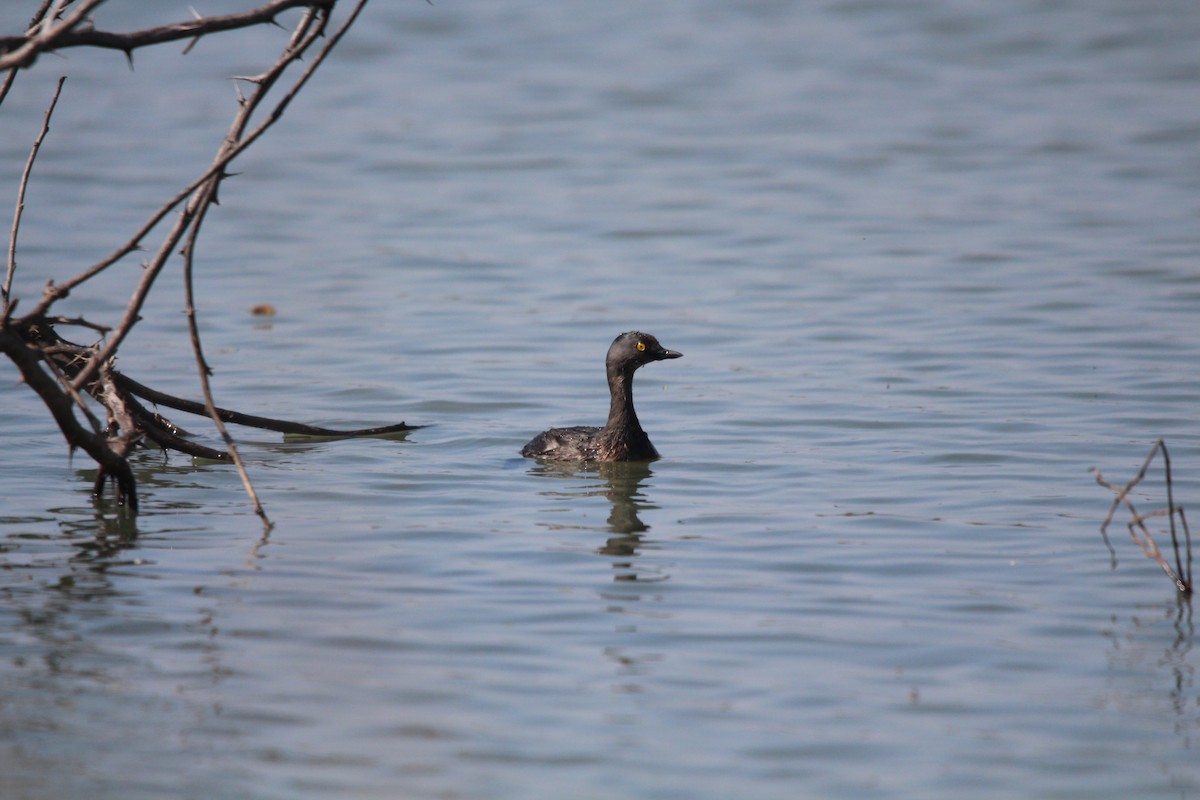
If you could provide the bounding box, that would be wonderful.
[0,323,139,511]
[9,319,416,459]
[0,0,328,71]
[3,74,64,318]
[178,1,368,528]
[0,0,107,76]
[1093,438,1194,595]
[62,2,356,394]
[1,1,414,519]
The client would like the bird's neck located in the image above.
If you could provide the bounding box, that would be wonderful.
[605,368,642,434]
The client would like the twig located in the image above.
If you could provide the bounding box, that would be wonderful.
[26,0,59,31]
[1181,507,1194,591]
[182,162,279,527]
[173,8,329,529]
[114,371,418,437]
[0,0,323,70]
[1093,438,1193,594]
[10,2,345,322]
[38,335,105,436]
[4,75,65,320]
[1159,441,1187,592]
[1,3,63,115]
[64,1,368,393]
[174,2,371,528]
[45,314,110,334]
[0,0,107,72]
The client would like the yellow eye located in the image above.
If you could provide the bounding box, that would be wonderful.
[636,341,646,352]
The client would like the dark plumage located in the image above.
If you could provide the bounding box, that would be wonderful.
[520,331,682,462]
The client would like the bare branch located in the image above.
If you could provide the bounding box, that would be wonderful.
[1158,439,1186,588]
[12,314,416,454]
[4,75,65,320]
[182,170,274,526]
[17,3,368,329]
[1093,439,1193,594]
[174,1,369,527]
[1,2,58,106]
[37,332,105,436]
[1,1,402,515]
[0,0,107,71]
[113,371,418,438]
[26,1,60,33]
[119,389,232,461]
[0,0,328,71]
[63,4,341,392]
[0,325,137,512]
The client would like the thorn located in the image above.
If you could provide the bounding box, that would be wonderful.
[123,48,134,70]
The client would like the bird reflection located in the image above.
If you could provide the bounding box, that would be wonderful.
[526,460,666,582]
[526,459,668,706]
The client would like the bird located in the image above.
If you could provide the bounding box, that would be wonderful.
[520,331,682,461]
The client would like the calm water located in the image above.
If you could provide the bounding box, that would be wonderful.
[3,1,1200,798]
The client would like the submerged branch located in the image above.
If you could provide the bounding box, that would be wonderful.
[21,316,419,443]
[4,314,416,507]
[0,325,139,511]
[113,372,419,439]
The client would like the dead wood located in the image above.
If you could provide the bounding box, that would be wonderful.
[0,0,327,71]
[1,2,409,521]
[1093,439,1193,595]
[12,314,419,463]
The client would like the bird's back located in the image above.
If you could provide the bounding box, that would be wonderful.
[519,425,603,460]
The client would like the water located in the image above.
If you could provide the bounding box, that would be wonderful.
[2,1,1199,797]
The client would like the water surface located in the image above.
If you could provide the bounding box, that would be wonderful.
[2,1,1199,798]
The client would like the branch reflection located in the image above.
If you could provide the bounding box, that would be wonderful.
[1102,594,1196,773]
